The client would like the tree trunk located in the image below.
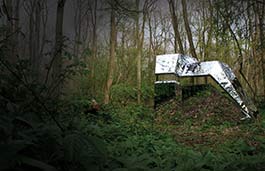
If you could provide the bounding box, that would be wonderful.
[148,12,154,84]
[5,0,16,63]
[181,0,197,59]
[135,0,141,104]
[91,0,97,96]
[205,0,213,61]
[52,0,66,96]
[104,2,116,104]
[181,0,197,84]
[31,1,41,82]
[248,1,257,100]
[73,0,82,60]
[136,0,148,104]
[29,1,35,80]
[168,0,184,54]
[258,1,265,97]
[14,0,20,60]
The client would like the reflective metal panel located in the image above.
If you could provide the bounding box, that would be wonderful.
[155,54,258,119]
[155,54,180,74]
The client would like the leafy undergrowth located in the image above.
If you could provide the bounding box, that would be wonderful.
[2,84,265,170]
[92,87,265,171]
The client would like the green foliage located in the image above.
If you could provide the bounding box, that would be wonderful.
[62,132,107,170]
[2,80,265,171]
[111,83,154,106]
[1,48,265,171]
[111,84,137,105]
[141,83,154,101]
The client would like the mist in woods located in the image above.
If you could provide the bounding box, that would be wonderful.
[1,0,265,170]
[1,0,265,102]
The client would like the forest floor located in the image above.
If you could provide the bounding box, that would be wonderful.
[96,86,265,170]
[3,83,265,170]
[155,86,265,154]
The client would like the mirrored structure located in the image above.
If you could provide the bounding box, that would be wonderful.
[155,54,258,120]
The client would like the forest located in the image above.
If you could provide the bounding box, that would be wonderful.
[1,0,265,170]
